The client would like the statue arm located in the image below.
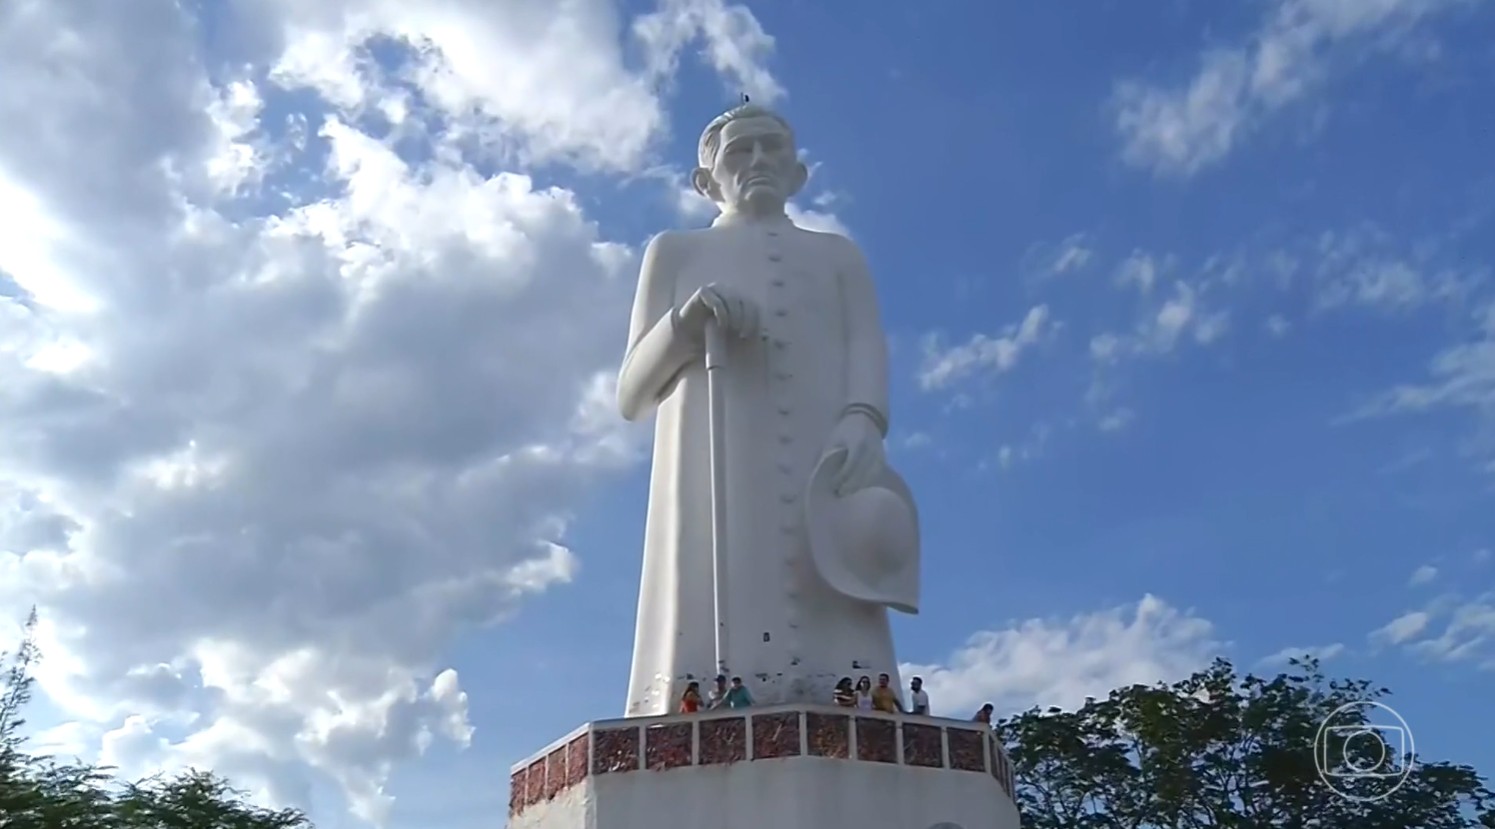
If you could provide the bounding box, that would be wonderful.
[617,232,701,421]
[838,239,890,436]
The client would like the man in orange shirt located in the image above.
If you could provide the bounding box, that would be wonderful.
[871,673,904,713]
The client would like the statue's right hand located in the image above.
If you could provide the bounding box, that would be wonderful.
[678,283,759,340]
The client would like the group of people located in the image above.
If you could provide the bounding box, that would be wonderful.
[677,672,975,720]
[831,673,929,715]
[834,676,996,726]
[678,675,754,713]
[675,672,1001,729]
[676,673,999,730]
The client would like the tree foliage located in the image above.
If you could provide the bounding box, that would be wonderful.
[995,657,1495,829]
[0,609,313,829]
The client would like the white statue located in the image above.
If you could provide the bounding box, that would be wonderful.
[616,104,921,716]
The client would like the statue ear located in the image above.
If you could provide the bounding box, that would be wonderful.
[787,161,809,198]
[691,167,720,202]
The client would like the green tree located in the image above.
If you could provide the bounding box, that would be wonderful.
[995,657,1494,829]
[0,610,312,828]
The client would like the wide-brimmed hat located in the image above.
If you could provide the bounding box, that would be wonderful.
[803,449,921,614]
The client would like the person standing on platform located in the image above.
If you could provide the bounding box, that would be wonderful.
[679,681,703,713]
[872,673,904,713]
[707,674,729,709]
[908,676,930,716]
[724,676,754,709]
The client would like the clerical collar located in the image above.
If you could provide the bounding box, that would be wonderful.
[710,211,793,229]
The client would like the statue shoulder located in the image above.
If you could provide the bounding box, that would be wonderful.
[792,224,860,250]
[643,228,690,255]
[639,229,702,276]
[798,228,869,274]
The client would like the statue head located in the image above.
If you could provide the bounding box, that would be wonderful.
[693,104,808,216]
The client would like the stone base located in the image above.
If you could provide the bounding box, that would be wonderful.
[509,704,1020,829]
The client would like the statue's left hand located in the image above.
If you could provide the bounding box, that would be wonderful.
[824,411,885,497]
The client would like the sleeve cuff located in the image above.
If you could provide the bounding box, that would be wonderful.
[841,402,888,437]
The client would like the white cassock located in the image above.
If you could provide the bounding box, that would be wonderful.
[616,212,920,717]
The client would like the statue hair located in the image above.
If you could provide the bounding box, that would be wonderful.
[697,104,795,169]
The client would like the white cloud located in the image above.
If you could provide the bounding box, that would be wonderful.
[1052,238,1094,275]
[0,0,780,824]
[1098,408,1135,433]
[1024,233,1094,280]
[632,0,783,104]
[1115,250,1165,294]
[899,431,933,450]
[1076,256,1234,433]
[1371,610,1433,645]
[1409,564,1439,586]
[1350,301,1495,470]
[1090,280,1231,366]
[1152,282,1232,350]
[1090,332,1124,363]
[785,202,852,237]
[1371,593,1495,669]
[1308,227,1486,314]
[1265,313,1292,337]
[902,595,1223,717]
[994,421,1054,471]
[1258,642,1346,667]
[259,0,780,174]
[918,305,1052,391]
[1113,0,1477,175]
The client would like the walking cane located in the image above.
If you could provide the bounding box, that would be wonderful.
[704,317,731,679]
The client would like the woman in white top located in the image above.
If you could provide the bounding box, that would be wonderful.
[855,675,874,711]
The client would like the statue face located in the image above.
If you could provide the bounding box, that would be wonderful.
[699,115,806,212]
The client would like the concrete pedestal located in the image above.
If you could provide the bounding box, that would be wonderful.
[508,704,1020,829]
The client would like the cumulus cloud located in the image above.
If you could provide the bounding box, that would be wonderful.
[999,221,1485,440]
[257,0,779,173]
[1097,407,1136,433]
[632,0,783,104]
[1081,275,1231,428]
[994,421,1055,471]
[1022,233,1095,281]
[1409,564,1439,586]
[0,0,781,823]
[1113,0,1478,176]
[1115,250,1166,294]
[1349,301,1495,471]
[1084,250,1233,375]
[901,595,1223,717]
[1371,610,1434,645]
[1371,593,1495,669]
[1257,642,1347,667]
[1306,226,1487,314]
[918,305,1052,391]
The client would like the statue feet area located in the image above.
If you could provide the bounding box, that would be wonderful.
[508,703,1020,829]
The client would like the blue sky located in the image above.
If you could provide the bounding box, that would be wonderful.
[2,0,1493,827]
